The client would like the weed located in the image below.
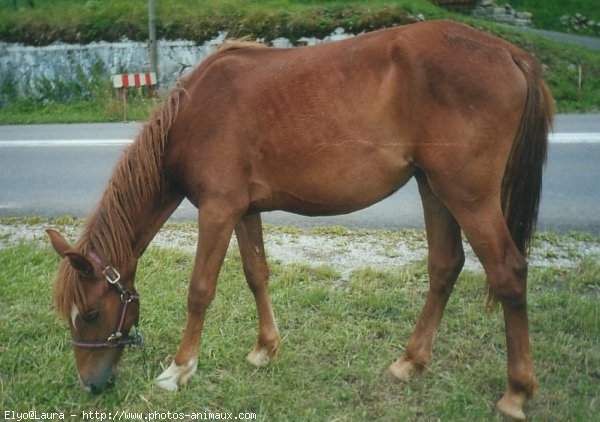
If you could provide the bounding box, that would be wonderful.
[0,70,19,107]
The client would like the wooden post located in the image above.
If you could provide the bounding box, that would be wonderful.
[148,0,158,85]
[121,88,128,122]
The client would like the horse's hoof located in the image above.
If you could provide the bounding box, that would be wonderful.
[246,342,279,367]
[155,377,178,392]
[386,358,421,382]
[496,390,527,421]
[155,358,197,392]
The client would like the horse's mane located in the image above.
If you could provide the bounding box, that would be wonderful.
[53,85,183,320]
[216,39,266,53]
[53,40,266,321]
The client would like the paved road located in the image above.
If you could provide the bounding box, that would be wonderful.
[1,115,599,234]
[514,27,600,51]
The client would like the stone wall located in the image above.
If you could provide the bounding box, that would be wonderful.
[0,34,226,99]
[0,28,355,100]
[472,0,532,27]
[560,13,600,35]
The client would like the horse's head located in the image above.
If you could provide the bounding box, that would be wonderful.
[46,229,141,393]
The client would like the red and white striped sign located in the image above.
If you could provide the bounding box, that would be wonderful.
[112,72,157,88]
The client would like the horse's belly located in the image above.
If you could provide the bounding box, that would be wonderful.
[252,150,415,216]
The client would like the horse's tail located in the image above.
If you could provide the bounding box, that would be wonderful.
[501,52,554,255]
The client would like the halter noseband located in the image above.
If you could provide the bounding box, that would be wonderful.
[72,265,143,349]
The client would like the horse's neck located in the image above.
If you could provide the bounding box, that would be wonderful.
[81,85,185,267]
[130,193,183,258]
[81,177,183,269]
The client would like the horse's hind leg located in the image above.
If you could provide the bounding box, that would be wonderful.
[387,171,464,381]
[444,197,534,421]
[156,199,240,391]
[235,213,281,366]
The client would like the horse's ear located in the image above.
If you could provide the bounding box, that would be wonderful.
[46,229,96,277]
[46,228,72,257]
[64,251,95,277]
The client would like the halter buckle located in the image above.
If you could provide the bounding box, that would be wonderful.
[102,266,121,284]
[120,290,134,303]
[107,332,122,347]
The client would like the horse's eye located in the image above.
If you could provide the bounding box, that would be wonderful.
[82,309,99,322]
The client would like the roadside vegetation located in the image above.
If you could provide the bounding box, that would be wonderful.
[0,0,438,45]
[509,0,600,36]
[1,238,598,420]
[0,0,599,122]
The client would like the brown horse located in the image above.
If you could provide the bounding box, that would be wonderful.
[47,20,552,420]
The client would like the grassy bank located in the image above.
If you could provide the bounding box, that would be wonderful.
[1,26,598,123]
[1,239,598,420]
[509,0,600,36]
[0,0,599,120]
[2,0,598,45]
[0,0,438,45]
[0,95,160,124]
[478,22,600,112]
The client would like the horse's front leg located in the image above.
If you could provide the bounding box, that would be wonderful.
[156,202,238,391]
[235,213,280,366]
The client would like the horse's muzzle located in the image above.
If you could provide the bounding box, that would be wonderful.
[79,371,116,394]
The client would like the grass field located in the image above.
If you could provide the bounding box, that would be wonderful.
[0,0,599,119]
[1,237,598,421]
[0,0,440,45]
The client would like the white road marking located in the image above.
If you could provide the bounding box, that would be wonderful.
[548,133,600,144]
[0,133,598,147]
[0,139,133,147]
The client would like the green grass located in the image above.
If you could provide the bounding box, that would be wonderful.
[0,0,439,45]
[509,0,600,36]
[1,242,598,420]
[1,25,599,122]
[0,0,599,118]
[474,21,600,112]
[0,95,160,124]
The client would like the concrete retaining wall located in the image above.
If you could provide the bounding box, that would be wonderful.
[0,29,355,99]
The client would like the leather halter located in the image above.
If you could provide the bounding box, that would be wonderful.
[72,265,143,349]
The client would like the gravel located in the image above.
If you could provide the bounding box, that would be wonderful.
[2,222,599,279]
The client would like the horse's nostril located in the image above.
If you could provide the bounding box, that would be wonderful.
[89,383,102,395]
[107,375,116,388]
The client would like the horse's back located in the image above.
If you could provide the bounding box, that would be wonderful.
[169,20,532,215]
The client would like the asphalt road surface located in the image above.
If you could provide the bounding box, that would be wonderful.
[1,114,599,234]
[514,27,600,51]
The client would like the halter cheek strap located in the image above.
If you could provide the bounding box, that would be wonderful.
[72,265,143,349]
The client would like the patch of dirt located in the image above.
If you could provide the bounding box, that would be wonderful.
[2,222,599,279]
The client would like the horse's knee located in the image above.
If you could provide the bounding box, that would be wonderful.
[243,265,269,294]
[428,251,464,294]
[187,283,216,314]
